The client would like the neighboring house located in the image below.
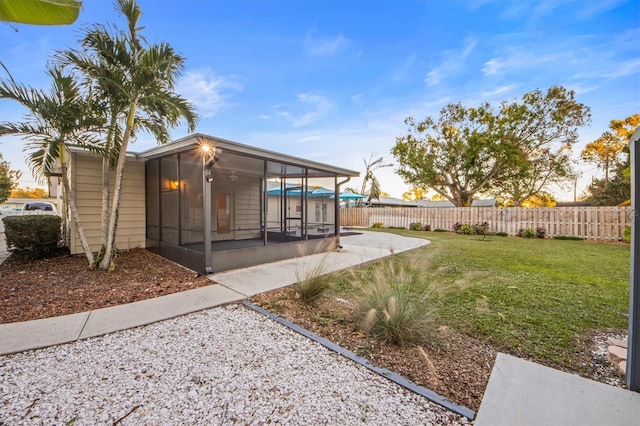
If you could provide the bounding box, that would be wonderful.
[67,134,359,274]
[556,201,591,207]
[367,196,419,207]
[266,184,338,236]
[368,197,498,208]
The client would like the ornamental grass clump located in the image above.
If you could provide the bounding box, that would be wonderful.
[294,253,332,304]
[356,259,438,345]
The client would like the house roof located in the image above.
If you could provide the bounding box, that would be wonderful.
[266,184,366,199]
[369,198,498,207]
[136,133,360,179]
[367,197,418,207]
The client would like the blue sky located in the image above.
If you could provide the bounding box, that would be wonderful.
[1,0,639,200]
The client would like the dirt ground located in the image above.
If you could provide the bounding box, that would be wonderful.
[0,248,625,412]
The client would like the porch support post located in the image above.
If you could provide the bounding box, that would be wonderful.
[628,127,640,391]
[303,169,308,239]
[334,176,340,239]
[203,157,213,274]
[263,160,267,246]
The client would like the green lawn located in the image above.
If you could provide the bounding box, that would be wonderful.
[336,229,630,369]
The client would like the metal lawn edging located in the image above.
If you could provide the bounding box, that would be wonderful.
[242,300,476,420]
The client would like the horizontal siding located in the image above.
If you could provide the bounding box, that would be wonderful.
[233,179,261,239]
[70,154,145,254]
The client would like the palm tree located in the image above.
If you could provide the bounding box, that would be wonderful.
[59,0,198,270]
[360,154,392,205]
[0,66,103,264]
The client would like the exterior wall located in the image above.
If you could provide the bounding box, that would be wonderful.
[69,153,146,255]
[209,169,261,241]
[231,177,261,240]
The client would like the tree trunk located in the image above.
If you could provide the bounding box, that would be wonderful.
[100,116,117,249]
[100,104,136,270]
[99,155,110,259]
[60,177,70,247]
[60,164,94,266]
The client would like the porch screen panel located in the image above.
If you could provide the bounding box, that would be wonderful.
[179,149,204,247]
[160,155,179,245]
[145,159,160,240]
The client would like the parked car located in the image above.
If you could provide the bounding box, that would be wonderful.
[22,202,57,213]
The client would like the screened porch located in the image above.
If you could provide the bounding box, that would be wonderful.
[141,134,359,274]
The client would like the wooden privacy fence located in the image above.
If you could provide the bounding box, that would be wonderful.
[340,206,631,241]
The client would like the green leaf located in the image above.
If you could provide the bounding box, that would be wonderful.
[0,0,81,25]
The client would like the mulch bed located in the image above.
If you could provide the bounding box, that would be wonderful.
[0,248,213,324]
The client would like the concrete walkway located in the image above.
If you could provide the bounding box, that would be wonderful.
[475,353,640,426]
[0,231,428,355]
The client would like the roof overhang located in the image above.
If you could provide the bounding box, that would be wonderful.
[135,133,360,178]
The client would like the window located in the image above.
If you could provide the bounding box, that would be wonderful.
[315,202,327,223]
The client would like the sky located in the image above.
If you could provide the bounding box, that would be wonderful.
[1,0,639,200]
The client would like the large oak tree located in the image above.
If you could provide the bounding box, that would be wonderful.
[392,86,590,206]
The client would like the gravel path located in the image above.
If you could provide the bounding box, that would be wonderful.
[1,305,465,425]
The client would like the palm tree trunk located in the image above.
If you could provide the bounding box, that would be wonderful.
[100,116,117,249]
[100,104,136,270]
[100,157,110,248]
[60,178,70,247]
[60,164,94,265]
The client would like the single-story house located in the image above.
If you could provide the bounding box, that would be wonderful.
[67,133,359,274]
[366,196,419,207]
[366,197,498,208]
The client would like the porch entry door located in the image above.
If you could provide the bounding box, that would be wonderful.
[216,192,231,237]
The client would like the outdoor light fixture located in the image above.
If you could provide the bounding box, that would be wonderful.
[201,142,221,184]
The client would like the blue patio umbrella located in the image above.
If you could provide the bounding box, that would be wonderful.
[333,192,366,200]
[310,187,335,197]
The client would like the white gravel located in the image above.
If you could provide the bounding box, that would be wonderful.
[0,304,465,425]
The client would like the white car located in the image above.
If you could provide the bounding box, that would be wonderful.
[22,202,57,213]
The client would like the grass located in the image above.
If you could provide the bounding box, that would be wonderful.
[294,253,333,304]
[330,229,630,369]
[355,259,439,345]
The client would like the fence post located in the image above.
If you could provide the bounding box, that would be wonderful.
[627,126,640,391]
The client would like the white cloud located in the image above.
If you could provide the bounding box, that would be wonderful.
[424,38,477,86]
[305,31,352,56]
[481,84,519,99]
[482,58,501,76]
[271,92,333,127]
[577,0,628,19]
[482,47,556,77]
[177,69,242,118]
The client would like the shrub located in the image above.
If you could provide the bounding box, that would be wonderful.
[294,254,332,304]
[388,226,406,230]
[553,235,584,241]
[423,224,432,232]
[372,222,384,228]
[535,227,546,239]
[473,221,489,235]
[433,228,447,232]
[495,232,508,237]
[456,224,474,235]
[518,228,536,238]
[624,225,631,243]
[356,260,437,345]
[2,215,62,259]
[409,222,423,231]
